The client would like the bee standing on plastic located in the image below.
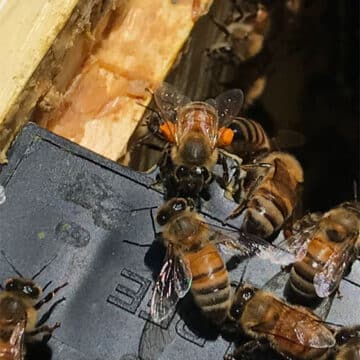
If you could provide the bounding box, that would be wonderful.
[0,252,67,360]
[150,198,298,325]
[285,201,360,302]
[227,150,304,239]
[225,283,337,360]
[146,83,244,200]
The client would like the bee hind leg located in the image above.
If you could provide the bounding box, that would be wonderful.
[224,339,268,360]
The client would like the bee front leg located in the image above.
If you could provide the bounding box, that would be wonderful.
[218,149,245,200]
[28,323,60,336]
[335,288,343,300]
[224,339,268,360]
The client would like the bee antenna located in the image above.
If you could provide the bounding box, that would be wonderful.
[238,260,249,286]
[131,205,159,213]
[136,102,162,120]
[1,250,23,278]
[32,254,57,280]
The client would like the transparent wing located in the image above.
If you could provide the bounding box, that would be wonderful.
[250,298,335,349]
[154,83,191,122]
[276,224,317,262]
[295,320,336,348]
[276,212,321,262]
[313,243,353,298]
[150,245,192,323]
[207,222,298,265]
[214,89,244,125]
[138,319,175,360]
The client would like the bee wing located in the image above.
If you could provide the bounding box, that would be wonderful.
[138,319,175,360]
[313,242,353,298]
[214,89,244,124]
[9,320,26,360]
[275,224,318,262]
[207,223,298,265]
[150,245,192,323]
[295,320,336,348]
[154,82,191,122]
[251,298,335,349]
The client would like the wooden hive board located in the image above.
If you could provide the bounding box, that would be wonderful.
[0,0,213,163]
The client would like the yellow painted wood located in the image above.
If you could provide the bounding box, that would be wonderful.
[0,0,78,125]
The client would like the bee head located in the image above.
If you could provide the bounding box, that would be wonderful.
[156,198,189,226]
[336,326,360,345]
[228,284,256,322]
[4,278,42,299]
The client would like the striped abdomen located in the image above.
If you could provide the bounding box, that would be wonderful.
[242,152,303,238]
[289,235,349,301]
[185,244,230,324]
[226,117,271,161]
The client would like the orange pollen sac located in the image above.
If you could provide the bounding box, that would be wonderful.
[160,121,176,143]
[217,127,234,146]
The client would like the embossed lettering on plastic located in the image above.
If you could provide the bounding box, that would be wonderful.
[138,296,176,330]
[175,319,206,347]
[107,269,151,314]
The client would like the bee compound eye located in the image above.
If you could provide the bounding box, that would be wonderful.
[156,212,168,226]
[175,166,189,180]
[229,304,242,320]
[173,199,186,212]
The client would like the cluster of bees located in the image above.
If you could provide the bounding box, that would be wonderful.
[136,80,360,360]
[0,1,357,360]
[129,2,360,359]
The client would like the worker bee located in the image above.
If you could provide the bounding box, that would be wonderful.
[209,1,271,63]
[334,326,360,360]
[145,82,244,200]
[285,201,360,302]
[225,283,336,360]
[0,251,67,359]
[227,150,304,239]
[150,197,299,325]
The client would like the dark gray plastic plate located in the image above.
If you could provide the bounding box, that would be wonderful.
[0,123,358,360]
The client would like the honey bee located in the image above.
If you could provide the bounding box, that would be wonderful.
[149,83,244,199]
[225,283,336,360]
[0,252,67,360]
[210,1,271,63]
[150,198,299,325]
[334,326,360,360]
[285,201,360,302]
[228,150,304,239]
